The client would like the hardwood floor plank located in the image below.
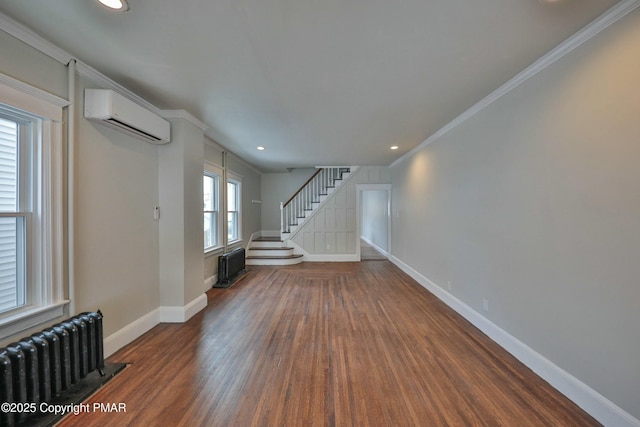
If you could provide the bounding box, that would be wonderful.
[57,262,601,426]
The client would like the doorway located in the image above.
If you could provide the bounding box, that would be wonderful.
[357,184,391,261]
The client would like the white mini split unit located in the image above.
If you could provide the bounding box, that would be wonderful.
[84,89,171,144]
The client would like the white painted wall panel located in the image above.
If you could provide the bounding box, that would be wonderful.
[336,232,347,253]
[314,232,325,253]
[325,233,336,253]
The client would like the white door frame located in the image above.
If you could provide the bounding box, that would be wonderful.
[356,184,392,261]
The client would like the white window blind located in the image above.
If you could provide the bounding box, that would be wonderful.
[227,179,240,243]
[203,173,220,251]
[0,117,23,313]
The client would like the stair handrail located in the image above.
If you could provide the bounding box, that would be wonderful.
[282,168,323,208]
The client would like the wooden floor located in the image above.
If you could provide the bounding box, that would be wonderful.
[58,262,600,426]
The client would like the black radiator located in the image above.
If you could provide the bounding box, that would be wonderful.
[215,247,246,287]
[0,311,105,427]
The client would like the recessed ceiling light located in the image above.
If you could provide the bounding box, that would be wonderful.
[390,145,399,150]
[97,0,129,11]
[257,146,265,151]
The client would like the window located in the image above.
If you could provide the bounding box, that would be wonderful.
[0,113,27,313]
[203,165,242,251]
[0,74,67,338]
[203,164,222,252]
[227,175,241,243]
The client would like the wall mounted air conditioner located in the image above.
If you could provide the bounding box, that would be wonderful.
[84,89,171,144]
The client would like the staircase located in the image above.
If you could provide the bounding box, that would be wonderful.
[245,237,303,266]
[245,167,355,266]
[280,167,353,240]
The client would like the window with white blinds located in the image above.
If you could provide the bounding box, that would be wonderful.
[0,73,67,339]
[0,115,26,314]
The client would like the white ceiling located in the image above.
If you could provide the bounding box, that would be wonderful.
[0,0,620,171]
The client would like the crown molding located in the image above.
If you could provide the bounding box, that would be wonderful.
[203,135,263,174]
[204,136,226,152]
[390,0,640,168]
[161,110,208,132]
[225,150,263,175]
[74,61,165,117]
[0,11,162,115]
[0,11,214,133]
[0,12,73,65]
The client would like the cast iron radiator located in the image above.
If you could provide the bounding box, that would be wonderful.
[216,247,246,287]
[0,311,105,426]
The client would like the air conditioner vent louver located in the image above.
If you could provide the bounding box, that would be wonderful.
[105,118,163,142]
[84,89,170,144]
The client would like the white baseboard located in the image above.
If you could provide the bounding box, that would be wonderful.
[389,255,640,427]
[303,253,359,262]
[204,274,218,289]
[103,294,208,358]
[103,308,159,358]
[159,293,208,323]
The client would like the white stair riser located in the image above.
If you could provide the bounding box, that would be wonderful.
[246,257,303,266]
[250,241,285,248]
[248,248,293,257]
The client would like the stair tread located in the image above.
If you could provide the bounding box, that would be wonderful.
[253,237,283,242]
[249,247,293,251]
[246,254,303,259]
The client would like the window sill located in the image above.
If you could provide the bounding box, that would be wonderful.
[204,241,245,257]
[204,246,224,257]
[0,300,69,343]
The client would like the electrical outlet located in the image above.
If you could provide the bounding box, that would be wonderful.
[483,298,489,312]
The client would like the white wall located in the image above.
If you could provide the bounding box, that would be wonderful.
[75,75,161,337]
[0,29,167,342]
[0,26,215,346]
[158,116,205,308]
[391,9,640,421]
[261,168,316,231]
[0,30,67,99]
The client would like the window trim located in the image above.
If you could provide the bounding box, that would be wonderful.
[204,162,223,254]
[0,73,68,340]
